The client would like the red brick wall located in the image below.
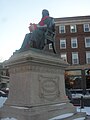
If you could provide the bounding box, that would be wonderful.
[55,24,90,65]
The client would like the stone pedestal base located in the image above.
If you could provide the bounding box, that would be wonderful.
[0,102,86,120]
[0,49,86,120]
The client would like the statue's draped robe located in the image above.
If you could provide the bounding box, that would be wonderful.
[31,17,54,49]
[20,33,31,49]
[20,17,54,50]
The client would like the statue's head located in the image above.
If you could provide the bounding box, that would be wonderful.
[42,9,49,17]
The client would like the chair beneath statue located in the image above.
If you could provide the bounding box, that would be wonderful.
[44,28,56,53]
[44,17,56,53]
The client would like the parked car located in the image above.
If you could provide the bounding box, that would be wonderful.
[66,89,73,103]
[0,88,9,97]
[0,90,8,97]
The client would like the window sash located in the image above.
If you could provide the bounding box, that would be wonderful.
[71,38,77,48]
[61,53,67,61]
[59,25,65,33]
[84,24,90,32]
[85,37,90,47]
[70,25,77,33]
[60,39,66,49]
[72,53,79,64]
[86,52,90,64]
[87,58,90,63]
[49,43,53,49]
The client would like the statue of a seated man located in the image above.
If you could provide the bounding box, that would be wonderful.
[20,9,56,53]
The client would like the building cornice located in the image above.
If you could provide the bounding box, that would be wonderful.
[55,16,90,26]
[65,64,90,70]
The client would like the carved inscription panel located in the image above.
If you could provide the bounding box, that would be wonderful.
[39,75,60,101]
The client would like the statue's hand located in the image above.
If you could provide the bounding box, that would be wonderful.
[29,23,37,32]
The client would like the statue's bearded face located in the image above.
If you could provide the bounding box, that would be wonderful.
[42,9,49,17]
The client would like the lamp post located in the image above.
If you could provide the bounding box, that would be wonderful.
[81,69,86,95]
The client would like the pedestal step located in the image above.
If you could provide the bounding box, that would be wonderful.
[0,104,87,120]
[49,112,86,120]
[86,115,90,120]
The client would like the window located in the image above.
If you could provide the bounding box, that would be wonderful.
[49,43,52,49]
[85,37,90,47]
[86,52,90,64]
[84,24,90,32]
[72,52,79,64]
[60,53,67,61]
[71,37,78,48]
[60,39,66,49]
[70,25,77,33]
[59,25,65,33]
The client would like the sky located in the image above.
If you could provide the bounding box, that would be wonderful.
[0,0,90,62]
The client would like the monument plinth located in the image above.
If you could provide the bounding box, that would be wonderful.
[0,49,86,120]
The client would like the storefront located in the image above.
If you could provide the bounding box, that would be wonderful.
[65,69,82,89]
[65,64,90,93]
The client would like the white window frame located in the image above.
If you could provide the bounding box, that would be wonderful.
[71,37,78,48]
[85,37,90,47]
[83,24,90,32]
[60,53,67,62]
[70,25,77,33]
[59,25,65,33]
[49,43,53,49]
[72,52,79,64]
[86,51,90,64]
[60,38,66,49]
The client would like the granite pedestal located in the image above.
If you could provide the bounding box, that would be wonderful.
[0,49,86,120]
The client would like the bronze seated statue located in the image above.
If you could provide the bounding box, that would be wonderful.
[20,9,56,53]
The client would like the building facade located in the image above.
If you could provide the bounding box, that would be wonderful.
[50,16,90,91]
[0,63,9,90]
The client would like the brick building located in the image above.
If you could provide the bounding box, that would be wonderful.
[0,63,9,90]
[49,16,90,90]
